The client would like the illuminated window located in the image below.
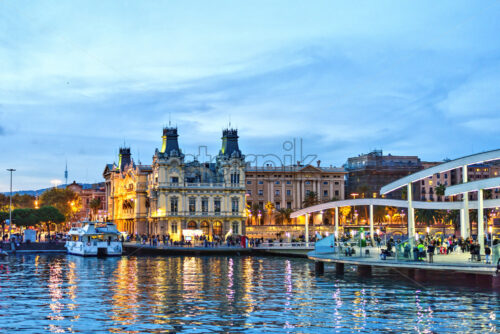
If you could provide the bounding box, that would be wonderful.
[429,180,433,186]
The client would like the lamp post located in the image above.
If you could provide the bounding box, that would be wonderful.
[7,169,16,238]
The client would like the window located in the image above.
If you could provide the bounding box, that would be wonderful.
[287,202,292,209]
[286,189,291,196]
[335,190,339,196]
[429,180,433,186]
[171,222,177,234]
[232,221,239,234]
[258,181,264,185]
[335,182,339,185]
[214,199,221,214]
[246,189,252,195]
[306,190,311,196]
[231,198,239,213]
[305,181,311,185]
[436,174,440,179]
[323,181,328,185]
[275,202,280,210]
[421,180,425,185]
[323,190,328,197]
[231,172,240,184]
[247,180,252,184]
[202,198,208,213]
[286,181,291,185]
[259,202,264,209]
[170,197,178,213]
[275,181,280,185]
[170,176,179,183]
[275,190,280,196]
[258,189,264,196]
[189,197,196,213]
[213,221,222,236]
[445,174,448,179]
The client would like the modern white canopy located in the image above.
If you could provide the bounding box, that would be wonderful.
[380,148,500,195]
[445,176,500,196]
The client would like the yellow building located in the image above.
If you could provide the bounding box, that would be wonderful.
[103,148,151,234]
[103,128,246,240]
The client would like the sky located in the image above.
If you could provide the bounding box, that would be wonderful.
[1,0,500,192]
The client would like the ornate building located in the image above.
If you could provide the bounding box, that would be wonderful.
[148,127,246,240]
[103,128,246,241]
[103,148,151,234]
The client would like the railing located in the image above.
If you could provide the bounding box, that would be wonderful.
[254,242,315,249]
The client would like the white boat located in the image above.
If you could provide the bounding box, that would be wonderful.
[65,221,123,256]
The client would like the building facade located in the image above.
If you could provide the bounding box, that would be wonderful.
[345,150,423,199]
[66,181,107,222]
[103,128,246,241]
[103,148,151,234]
[147,127,246,241]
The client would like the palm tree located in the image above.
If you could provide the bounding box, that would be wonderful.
[276,208,293,225]
[435,184,446,201]
[264,202,275,225]
[250,203,261,225]
[415,209,436,227]
[385,207,398,224]
[302,192,319,208]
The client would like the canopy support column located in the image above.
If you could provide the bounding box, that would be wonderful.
[334,207,339,241]
[407,182,415,246]
[305,214,309,247]
[478,189,485,254]
[463,165,470,238]
[369,204,374,244]
[460,208,467,238]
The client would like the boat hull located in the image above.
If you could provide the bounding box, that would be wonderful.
[65,241,123,257]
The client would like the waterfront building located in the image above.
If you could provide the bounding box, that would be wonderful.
[103,148,151,234]
[66,181,107,221]
[345,150,422,199]
[148,127,246,240]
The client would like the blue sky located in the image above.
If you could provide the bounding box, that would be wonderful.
[1,1,500,191]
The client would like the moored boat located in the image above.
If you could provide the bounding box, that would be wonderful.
[65,221,123,256]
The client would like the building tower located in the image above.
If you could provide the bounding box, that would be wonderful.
[64,161,68,185]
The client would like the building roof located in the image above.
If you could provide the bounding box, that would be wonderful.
[246,164,345,173]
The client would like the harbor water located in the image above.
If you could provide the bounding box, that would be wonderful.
[0,254,498,333]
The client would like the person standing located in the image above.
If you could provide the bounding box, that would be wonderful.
[427,242,435,263]
[485,244,491,264]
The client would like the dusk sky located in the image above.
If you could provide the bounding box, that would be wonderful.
[1,1,500,192]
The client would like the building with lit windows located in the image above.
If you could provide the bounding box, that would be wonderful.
[103,148,151,234]
[148,127,246,240]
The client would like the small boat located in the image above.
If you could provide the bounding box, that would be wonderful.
[65,221,123,256]
[0,250,8,257]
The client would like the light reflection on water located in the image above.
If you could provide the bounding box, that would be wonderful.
[0,254,497,333]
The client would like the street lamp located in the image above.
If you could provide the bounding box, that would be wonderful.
[7,169,16,238]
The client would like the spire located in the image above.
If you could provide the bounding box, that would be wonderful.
[160,127,182,157]
[118,147,131,171]
[220,128,242,158]
[64,160,68,185]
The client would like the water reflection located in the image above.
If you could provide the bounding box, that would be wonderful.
[0,255,497,333]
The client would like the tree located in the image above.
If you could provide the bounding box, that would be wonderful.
[37,206,65,237]
[302,191,319,208]
[264,201,275,225]
[445,210,460,232]
[89,198,102,220]
[276,208,293,225]
[12,208,39,228]
[40,188,80,221]
[339,206,351,224]
[435,184,446,201]
[0,211,8,238]
[250,203,262,225]
[415,209,436,227]
[385,207,398,223]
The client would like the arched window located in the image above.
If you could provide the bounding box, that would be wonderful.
[213,221,222,236]
[188,221,197,229]
[201,221,209,235]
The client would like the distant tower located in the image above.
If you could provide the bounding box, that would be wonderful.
[64,161,68,185]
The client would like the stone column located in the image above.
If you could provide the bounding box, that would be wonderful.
[460,208,466,238]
